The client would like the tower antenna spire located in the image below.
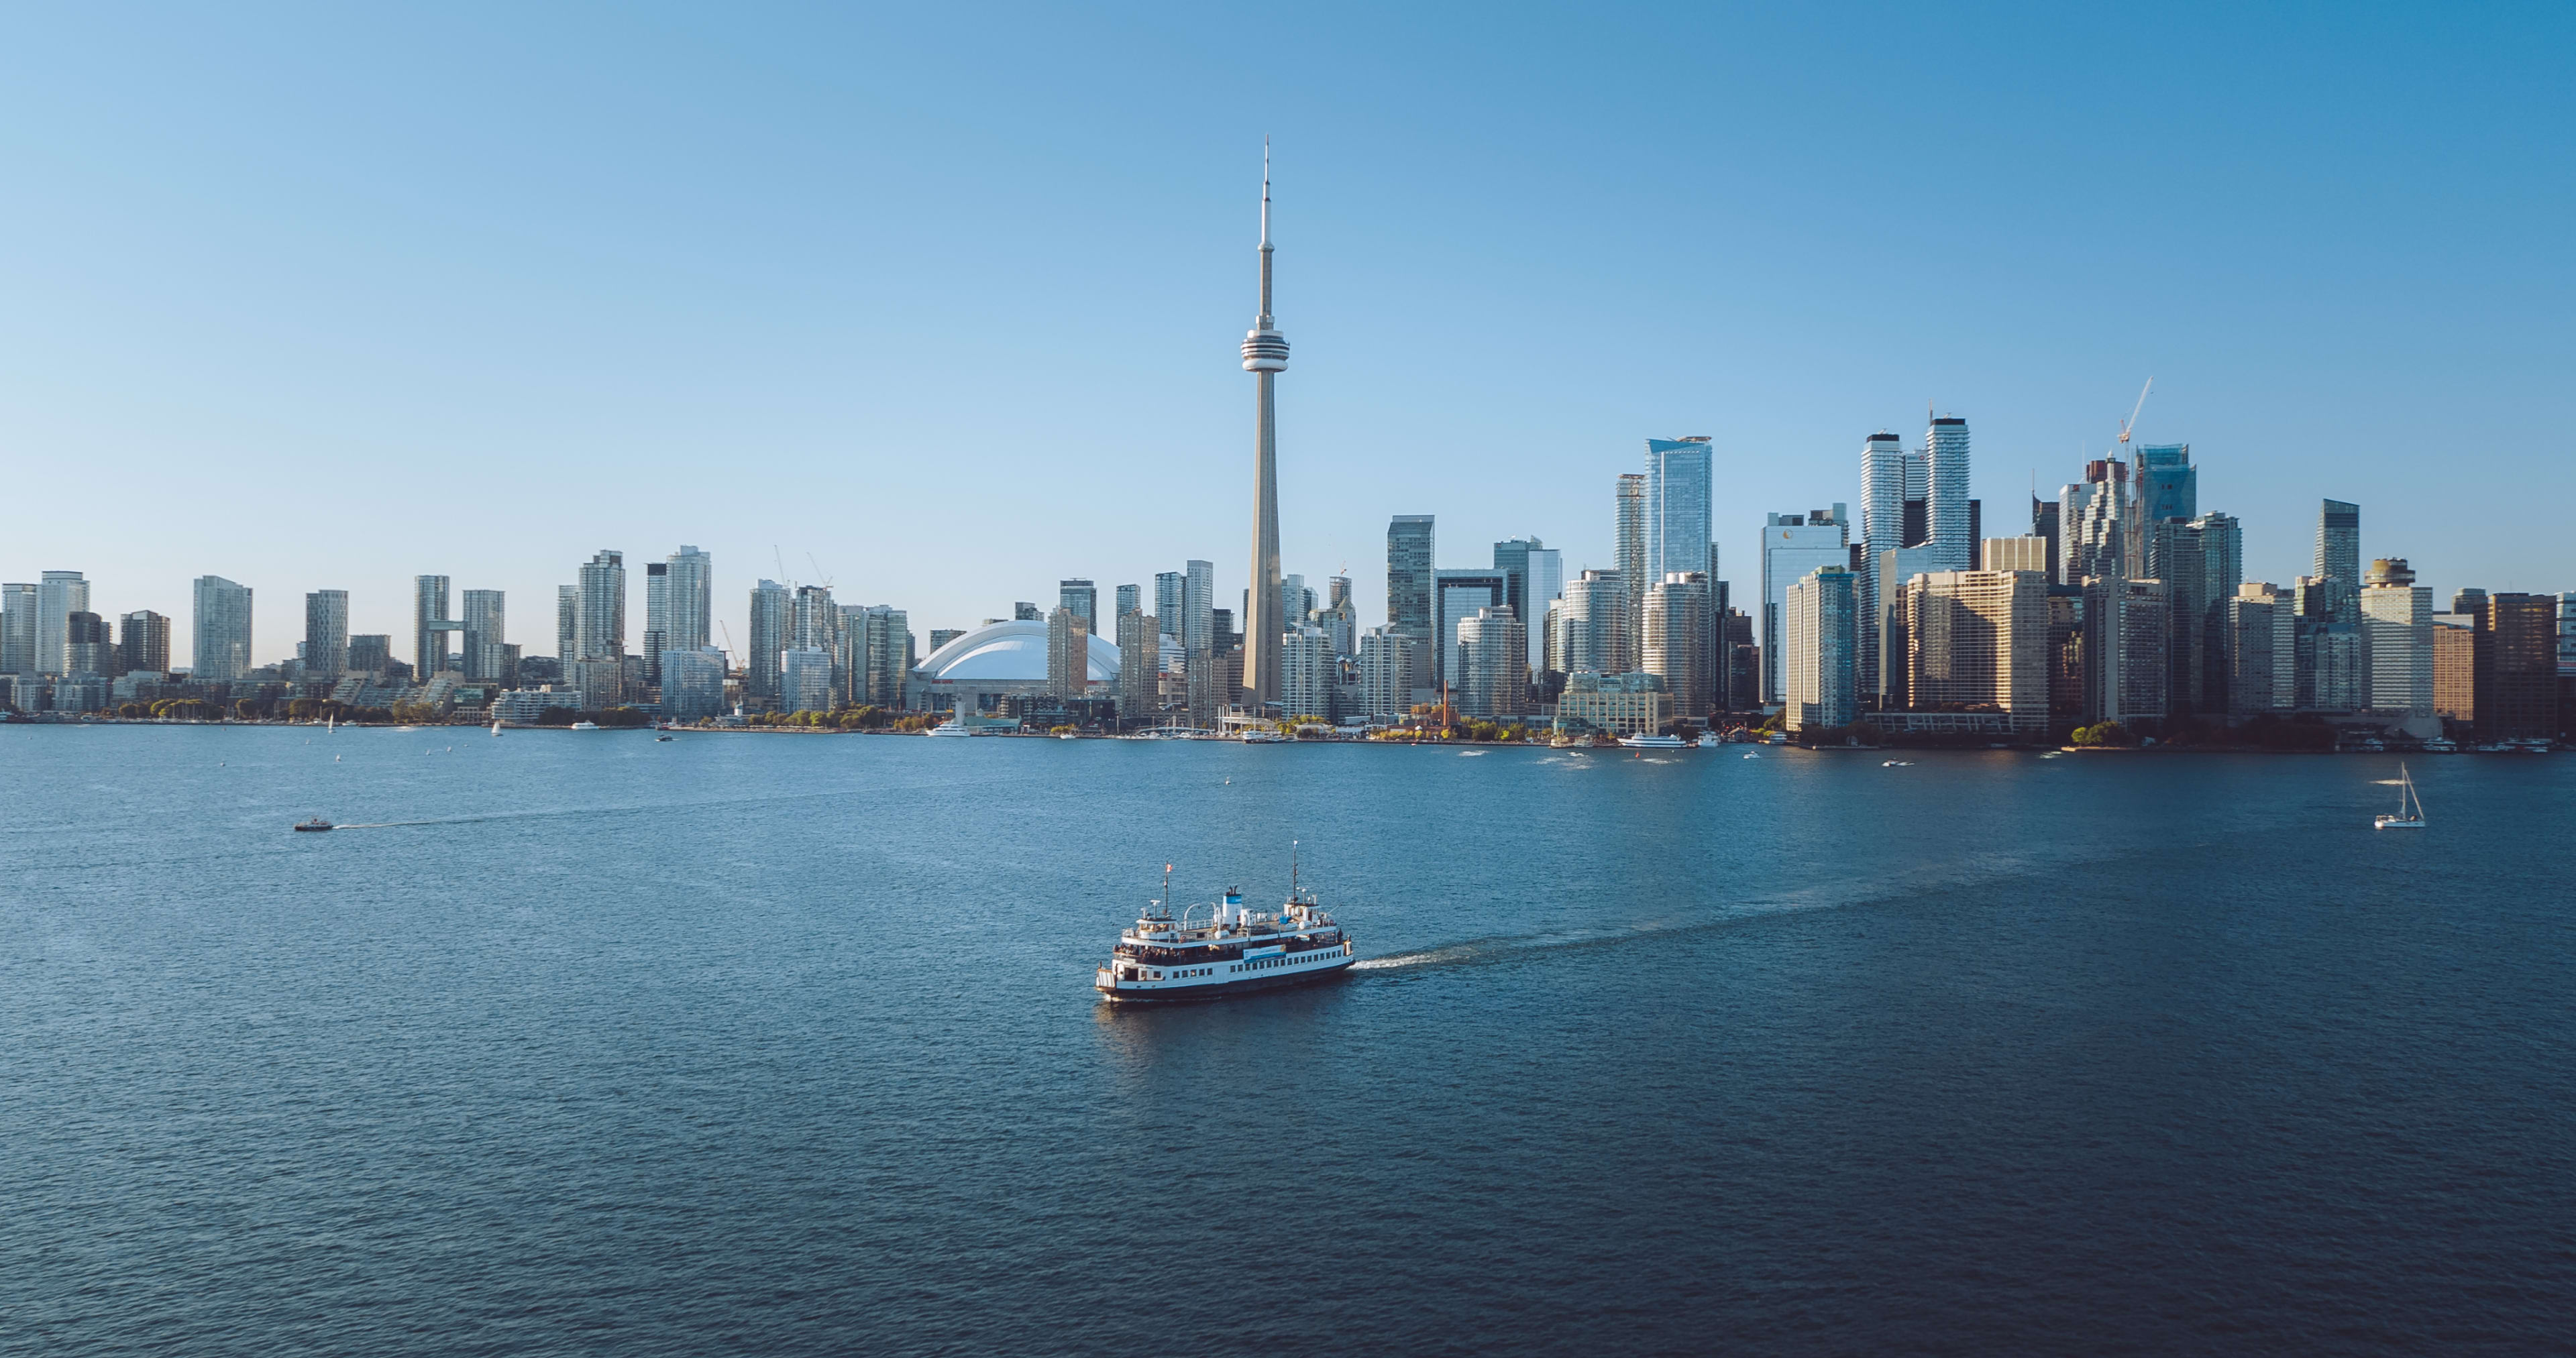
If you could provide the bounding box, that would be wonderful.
[1261,135,1271,248]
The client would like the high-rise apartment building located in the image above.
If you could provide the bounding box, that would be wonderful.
[1060,579,1097,636]
[2474,593,2558,742]
[1760,508,1849,703]
[1115,583,1140,620]
[1783,566,1857,733]
[415,575,455,678]
[780,647,835,714]
[1387,515,1434,638]
[65,612,114,677]
[2145,513,2243,716]
[119,610,172,678]
[555,585,576,663]
[1281,625,1340,720]
[747,579,792,705]
[2294,576,2364,712]
[1046,606,1089,699]
[1355,626,1414,721]
[1645,438,1715,587]
[1315,577,1356,658]
[2083,577,2169,725]
[2432,618,2475,721]
[347,634,393,676]
[304,591,350,681]
[2361,559,2432,718]
[1640,573,1713,720]
[1900,569,2051,733]
[462,589,506,683]
[1,583,36,675]
[1184,559,1215,657]
[2059,461,2129,586]
[1155,572,1186,638]
[2316,500,2361,624]
[642,563,669,687]
[1925,416,1973,571]
[38,571,89,676]
[1118,610,1161,725]
[192,576,254,683]
[2226,584,2297,717]
[660,647,728,720]
[575,551,627,664]
[1554,569,1630,676]
[1431,569,1507,691]
[1453,607,1528,719]
[1615,474,1648,653]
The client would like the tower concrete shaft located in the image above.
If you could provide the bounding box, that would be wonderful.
[1240,144,1290,710]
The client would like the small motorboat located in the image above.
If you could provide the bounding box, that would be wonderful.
[292,817,333,833]
[655,735,673,742]
[570,721,601,731]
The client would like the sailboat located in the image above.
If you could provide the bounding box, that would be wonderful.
[2375,763,2426,830]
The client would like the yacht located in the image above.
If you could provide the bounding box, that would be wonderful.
[1096,860,1354,1003]
[570,720,601,731]
[1619,732,1688,749]
[925,714,981,737]
[491,720,503,737]
[2375,763,2426,830]
[1241,729,1291,744]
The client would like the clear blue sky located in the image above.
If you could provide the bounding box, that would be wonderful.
[2,3,2567,668]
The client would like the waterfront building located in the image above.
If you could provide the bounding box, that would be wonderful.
[1556,670,1666,737]
[415,575,456,678]
[1046,606,1089,699]
[1857,431,1919,704]
[747,579,791,706]
[1981,537,2049,573]
[1238,151,1291,712]
[1719,608,1756,713]
[0,582,36,675]
[568,658,625,710]
[1615,474,1648,657]
[1554,569,1630,676]
[2432,618,2475,721]
[642,563,669,687]
[490,687,584,723]
[2474,593,2559,742]
[1355,626,1414,721]
[462,589,506,683]
[1646,438,1715,587]
[2316,500,2361,624]
[1642,572,1714,720]
[576,551,627,669]
[2145,513,2243,716]
[66,612,113,677]
[119,610,172,679]
[556,585,576,665]
[1060,579,1098,636]
[1183,559,1215,657]
[2045,587,2085,718]
[780,646,835,713]
[52,674,109,713]
[2560,591,2576,672]
[2082,577,2169,725]
[1387,514,1435,653]
[664,547,712,654]
[1453,606,1529,719]
[1432,569,1508,691]
[1281,624,1339,720]
[844,605,910,708]
[792,585,839,675]
[2294,576,2363,712]
[1493,537,1563,672]
[2135,444,2196,525]
[1925,415,1973,571]
[1783,566,1857,732]
[193,575,254,683]
[2226,584,2297,717]
[304,591,349,682]
[1118,609,1161,724]
[2361,559,2433,718]
[1761,507,1849,703]
[659,647,727,720]
[1155,572,1185,638]
[1900,569,2051,733]
[347,634,393,676]
[39,571,90,676]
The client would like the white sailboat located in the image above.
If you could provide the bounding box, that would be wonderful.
[2375,763,2426,830]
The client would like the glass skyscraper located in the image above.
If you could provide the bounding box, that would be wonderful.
[193,575,254,683]
[1645,438,1714,586]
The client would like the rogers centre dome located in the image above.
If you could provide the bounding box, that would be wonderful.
[915,619,1120,683]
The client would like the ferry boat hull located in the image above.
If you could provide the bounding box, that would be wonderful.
[1095,948,1356,1003]
[1097,872,1354,1003]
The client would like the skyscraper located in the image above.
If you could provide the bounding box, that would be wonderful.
[2084,577,2170,724]
[462,589,506,683]
[1615,475,1647,666]
[1556,569,1630,676]
[1645,437,1715,587]
[1925,415,1973,571]
[2361,559,2432,718]
[2135,444,2196,524]
[642,563,669,687]
[1857,431,1917,701]
[1432,569,1508,691]
[1239,146,1291,712]
[1355,626,1415,720]
[2316,500,2361,625]
[1,583,36,675]
[665,547,713,653]
[1060,579,1097,635]
[1281,625,1339,720]
[556,585,576,663]
[1760,508,1849,703]
[1115,583,1140,620]
[65,612,113,677]
[304,590,349,681]
[193,576,254,682]
[1453,607,1529,719]
[1155,571,1185,638]
[747,579,791,705]
[1900,569,2051,734]
[1783,567,1857,732]
[2059,461,2131,585]
[1642,573,1714,720]
[575,551,626,663]
[1118,609,1160,726]
[1046,606,1089,699]
[1492,537,1562,672]
[119,611,172,678]
[1184,559,1215,656]
[1387,514,1434,637]
[2474,593,2558,742]
[38,571,89,676]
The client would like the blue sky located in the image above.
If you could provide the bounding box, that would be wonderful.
[2,3,2566,667]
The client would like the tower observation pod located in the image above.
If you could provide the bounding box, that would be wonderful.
[1240,141,1289,712]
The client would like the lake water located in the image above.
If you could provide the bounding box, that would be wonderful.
[4,726,2571,1355]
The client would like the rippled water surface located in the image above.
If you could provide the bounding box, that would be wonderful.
[5,726,2572,1355]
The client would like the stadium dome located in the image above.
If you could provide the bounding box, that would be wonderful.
[916,619,1120,683]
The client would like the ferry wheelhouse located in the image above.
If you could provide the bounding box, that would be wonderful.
[1096,866,1354,1003]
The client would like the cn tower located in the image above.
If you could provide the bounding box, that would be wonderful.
[1238,141,1289,712]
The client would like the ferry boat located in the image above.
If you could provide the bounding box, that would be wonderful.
[570,720,601,731]
[1240,729,1291,744]
[1096,860,1354,1003]
[1619,732,1688,749]
[292,817,333,832]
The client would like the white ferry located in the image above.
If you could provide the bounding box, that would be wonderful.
[1096,863,1353,1003]
[1619,732,1688,749]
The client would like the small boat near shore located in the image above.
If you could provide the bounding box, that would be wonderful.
[2375,762,2426,830]
[292,817,333,833]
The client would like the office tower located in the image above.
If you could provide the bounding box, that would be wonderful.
[1556,569,1631,676]
[747,579,792,705]
[2147,518,2213,716]
[1493,537,1562,672]
[1239,149,1291,712]
[929,628,965,655]
[2293,576,2363,712]
[1315,576,1356,657]
[1900,570,2051,733]
[118,610,172,677]
[1213,608,1236,651]
[1387,514,1435,635]
[1760,508,1849,703]
[1014,602,1042,622]
[347,634,393,675]
[1980,538,2049,573]
[1925,415,1972,570]
[1857,432,1916,699]
[38,571,89,675]
[1276,573,1311,636]
[2082,577,2169,725]
[576,551,627,663]
[1615,474,1648,650]
[2193,513,2244,713]
[1719,608,1756,713]
[865,607,911,707]
[2433,618,2475,720]
[192,576,254,683]
[1431,569,1508,691]
[1060,579,1097,636]
[414,575,455,678]
[2474,594,2558,742]
[1645,438,1715,589]
[2059,461,2130,585]
[1641,573,1714,720]
[1118,610,1161,725]
[1115,583,1140,620]
[2031,498,2061,581]
[2227,584,2297,717]
[642,563,669,687]
[1356,627,1414,720]
[1154,572,1185,637]
[1782,566,1857,732]
[556,585,576,661]
[64,613,113,676]
[462,590,506,682]
[2559,592,2576,673]
[1171,561,1209,656]
[1452,607,1529,718]
[1046,606,1089,699]
[0,583,35,675]
[304,591,350,681]
[661,647,729,720]
[664,547,713,653]
[1280,626,1338,719]
[780,647,835,714]
[2451,587,2487,619]
[2135,444,2196,524]
[2315,499,2361,626]
[2360,559,2432,718]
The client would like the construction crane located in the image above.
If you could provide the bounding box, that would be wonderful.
[2116,377,2154,447]
[717,620,739,668]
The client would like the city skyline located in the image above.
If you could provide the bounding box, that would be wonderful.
[2,7,2568,666]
